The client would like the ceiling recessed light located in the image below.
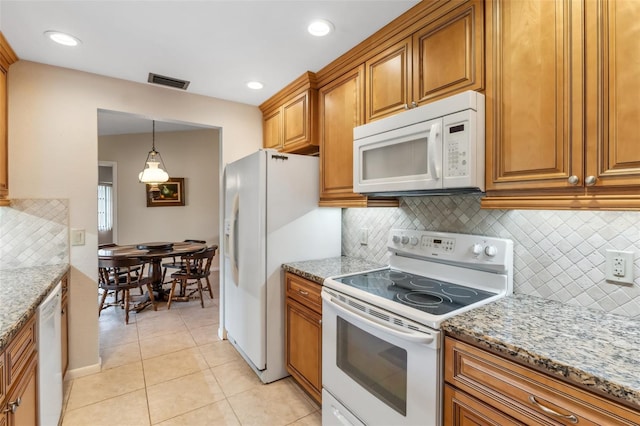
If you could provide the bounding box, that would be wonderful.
[44,30,81,47]
[247,81,264,90]
[308,19,334,37]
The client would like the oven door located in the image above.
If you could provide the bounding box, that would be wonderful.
[321,289,441,426]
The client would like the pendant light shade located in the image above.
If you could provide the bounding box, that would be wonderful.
[138,120,169,184]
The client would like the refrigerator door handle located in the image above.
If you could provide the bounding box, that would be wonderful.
[229,193,240,285]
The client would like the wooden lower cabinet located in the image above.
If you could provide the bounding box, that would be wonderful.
[444,337,640,425]
[61,272,69,376]
[1,315,38,426]
[284,272,322,404]
[4,355,37,426]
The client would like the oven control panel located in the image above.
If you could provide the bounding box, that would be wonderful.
[388,229,513,273]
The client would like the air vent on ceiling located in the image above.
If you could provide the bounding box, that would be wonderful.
[147,73,190,90]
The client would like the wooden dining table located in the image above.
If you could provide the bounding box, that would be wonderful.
[98,241,208,297]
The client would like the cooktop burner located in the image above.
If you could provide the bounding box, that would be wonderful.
[335,269,497,316]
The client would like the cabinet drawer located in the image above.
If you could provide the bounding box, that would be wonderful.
[445,338,640,425]
[285,272,321,313]
[444,384,523,425]
[5,316,36,391]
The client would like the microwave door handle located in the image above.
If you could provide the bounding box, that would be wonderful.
[322,292,435,345]
[428,122,442,179]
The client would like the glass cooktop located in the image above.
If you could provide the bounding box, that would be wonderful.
[334,269,497,316]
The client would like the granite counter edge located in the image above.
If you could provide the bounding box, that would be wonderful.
[443,324,640,410]
[0,264,70,352]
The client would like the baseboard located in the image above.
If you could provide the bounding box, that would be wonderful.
[64,357,102,380]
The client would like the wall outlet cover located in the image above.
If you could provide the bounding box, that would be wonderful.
[605,249,634,285]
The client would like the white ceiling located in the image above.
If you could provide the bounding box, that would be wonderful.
[1,0,420,109]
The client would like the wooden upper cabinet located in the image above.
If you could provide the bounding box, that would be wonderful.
[263,109,282,150]
[319,65,398,207]
[259,71,319,155]
[484,0,584,193]
[0,32,18,206]
[412,0,484,105]
[585,0,640,191]
[365,0,484,123]
[365,37,412,122]
[319,66,367,206]
[483,0,640,209]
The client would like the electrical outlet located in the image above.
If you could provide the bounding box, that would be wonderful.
[605,249,634,284]
[359,228,368,245]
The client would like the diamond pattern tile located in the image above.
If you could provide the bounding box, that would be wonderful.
[0,199,69,269]
[342,195,640,318]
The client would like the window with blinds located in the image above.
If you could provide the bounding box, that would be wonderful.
[98,184,113,232]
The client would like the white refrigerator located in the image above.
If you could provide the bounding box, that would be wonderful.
[223,150,341,383]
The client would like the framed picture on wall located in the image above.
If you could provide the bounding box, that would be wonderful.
[146,177,185,207]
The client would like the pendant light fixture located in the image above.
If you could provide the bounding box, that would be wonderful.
[138,120,169,187]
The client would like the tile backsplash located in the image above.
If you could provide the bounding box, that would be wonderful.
[342,195,640,318]
[0,199,69,270]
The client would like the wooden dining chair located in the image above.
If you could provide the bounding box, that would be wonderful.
[167,246,216,309]
[98,257,157,324]
[161,239,206,284]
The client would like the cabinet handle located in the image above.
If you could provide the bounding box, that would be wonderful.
[298,289,309,296]
[3,397,22,414]
[567,175,579,185]
[528,395,578,423]
[585,175,597,186]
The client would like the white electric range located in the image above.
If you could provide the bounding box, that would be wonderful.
[321,229,513,426]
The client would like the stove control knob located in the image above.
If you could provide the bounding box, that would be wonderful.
[410,237,419,246]
[401,236,409,245]
[471,244,483,256]
[484,245,498,257]
[392,235,401,244]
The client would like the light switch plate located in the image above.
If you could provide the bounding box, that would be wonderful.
[71,228,86,246]
[605,249,634,284]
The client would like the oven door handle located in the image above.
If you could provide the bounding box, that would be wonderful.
[322,292,435,345]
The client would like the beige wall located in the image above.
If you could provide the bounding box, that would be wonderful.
[7,60,261,373]
[99,129,220,248]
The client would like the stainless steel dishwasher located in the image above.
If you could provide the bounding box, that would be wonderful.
[38,282,62,426]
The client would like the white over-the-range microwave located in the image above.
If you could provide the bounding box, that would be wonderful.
[353,90,485,196]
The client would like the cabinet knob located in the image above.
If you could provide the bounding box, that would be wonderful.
[567,175,579,185]
[3,397,22,414]
[585,175,597,186]
[411,101,417,108]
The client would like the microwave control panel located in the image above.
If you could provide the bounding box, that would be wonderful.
[444,120,469,178]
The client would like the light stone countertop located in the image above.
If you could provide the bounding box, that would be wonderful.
[0,263,70,351]
[282,256,386,284]
[442,293,640,409]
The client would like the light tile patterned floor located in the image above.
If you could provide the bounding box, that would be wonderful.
[61,285,321,426]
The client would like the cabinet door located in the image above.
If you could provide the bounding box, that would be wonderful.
[319,65,367,206]
[484,0,584,193]
[285,297,322,403]
[0,69,7,201]
[365,37,412,122]
[263,108,282,150]
[413,0,484,105]
[282,91,311,152]
[585,0,640,189]
[5,355,37,426]
[61,297,68,375]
